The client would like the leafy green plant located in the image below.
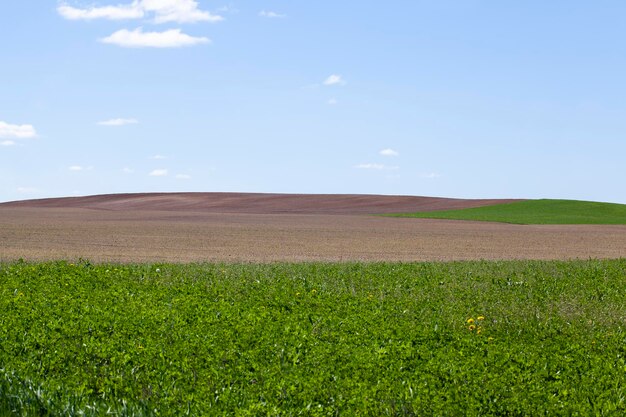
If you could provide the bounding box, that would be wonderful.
[1,259,626,415]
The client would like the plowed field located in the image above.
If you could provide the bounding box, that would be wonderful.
[1,193,624,262]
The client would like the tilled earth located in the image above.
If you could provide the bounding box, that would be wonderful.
[1,205,624,262]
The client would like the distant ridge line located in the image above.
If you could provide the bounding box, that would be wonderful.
[0,192,523,215]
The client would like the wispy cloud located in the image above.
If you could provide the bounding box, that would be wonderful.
[328,98,338,105]
[17,187,39,195]
[1,140,16,147]
[150,154,167,160]
[69,165,94,172]
[101,28,209,48]
[217,5,239,14]
[97,118,138,126]
[147,0,223,24]
[149,169,168,177]
[57,2,143,20]
[323,74,346,86]
[259,10,286,18]
[355,163,384,170]
[354,163,399,171]
[379,148,399,157]
[122,167,134,174]
[175,174,192,180]
[58,0,223,24]
[0,121,37,139]
[420,172,441,179]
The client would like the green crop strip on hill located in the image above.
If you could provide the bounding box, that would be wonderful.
[2,260,626,416]
[386,199,626,224]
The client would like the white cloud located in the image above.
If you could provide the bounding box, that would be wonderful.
[355,163,384,170]
[323,74,346,86]
[97,118,138,126]
[217,5,239,14]
[259,10,286,18]
[69,165,94,172]
[1,140,16,147]
[328,98,338,105]
[0,121,38,139]
[175,174,192,180]
[57,2,144,20]
[380,148,399,157]
[101,28,210,48]
[354,163,399,171]
[122,167,134,174]
[150,154,167,160]
[149,169,168,177]
[58,0,223,24]
[420,172,441,179]
[17,187,39,195]
[143,0,223,23]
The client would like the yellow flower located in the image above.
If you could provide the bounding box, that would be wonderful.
[469,324,476,331]
[477,316,485,321]
[467,318,474,324]
[296,292,301,297]
[311,289,317,294]
[488,337,494,342]
[476,327,482,334]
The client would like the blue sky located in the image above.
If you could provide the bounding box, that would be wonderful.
[1,1,625,203]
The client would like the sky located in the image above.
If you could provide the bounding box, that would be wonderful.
[1,1,626,204]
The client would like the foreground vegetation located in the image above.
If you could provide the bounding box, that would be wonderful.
[2,259,626,415]
[386,199,626,224]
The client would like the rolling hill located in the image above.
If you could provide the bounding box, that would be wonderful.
[0,192,520,215]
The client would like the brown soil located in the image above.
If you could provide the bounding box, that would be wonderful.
[0,193,624,263]
[0,192,520,214]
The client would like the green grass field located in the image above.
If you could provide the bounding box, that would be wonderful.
[2,259,626,415]
[386,199,626,224]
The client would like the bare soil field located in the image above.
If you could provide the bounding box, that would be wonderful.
[0,193,624,262]
[0,192,519,214]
